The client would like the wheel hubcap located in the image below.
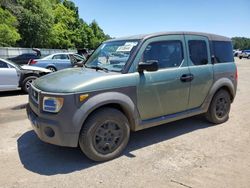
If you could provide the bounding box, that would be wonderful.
[49,67,55,72]
[215,97,229,118]
[93,121,123,154]
[25,79,34,90]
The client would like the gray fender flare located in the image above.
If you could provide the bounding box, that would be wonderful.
[72,92,139,134]
[202,78,236,111]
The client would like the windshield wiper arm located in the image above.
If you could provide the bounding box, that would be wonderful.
[87,66,109,72]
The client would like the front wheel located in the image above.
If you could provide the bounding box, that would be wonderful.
[22,76,37,93]
[79,107,130,162]
[205,89,231,124]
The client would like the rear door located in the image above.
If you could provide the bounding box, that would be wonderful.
[52,54,71,70]
[0,60,19,91]
[184,35,213,109]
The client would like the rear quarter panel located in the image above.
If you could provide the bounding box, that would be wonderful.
[213,62,237,95]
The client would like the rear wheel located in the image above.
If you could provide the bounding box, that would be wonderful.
[79,107,130,162]
[205,89,231,124]
[22,76,37,93]
[47,66,56,72]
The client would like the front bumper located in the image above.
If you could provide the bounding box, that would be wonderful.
[26,96,79,147]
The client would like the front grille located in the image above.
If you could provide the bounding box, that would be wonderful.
[30,86,39,104]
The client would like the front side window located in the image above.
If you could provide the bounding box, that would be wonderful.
[72,54,86,61]
[188,40,208,65]
[141,40,183,69]
[85,40,139,72]
[0,61,8,68]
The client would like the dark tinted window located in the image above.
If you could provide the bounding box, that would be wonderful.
[188,40,208,65]
[142,40,183,69]
[0,60,8,68]
[213,41,234,63]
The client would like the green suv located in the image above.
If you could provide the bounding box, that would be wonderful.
[26,32,237,161]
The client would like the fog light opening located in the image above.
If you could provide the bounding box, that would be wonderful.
[44,127,55,138]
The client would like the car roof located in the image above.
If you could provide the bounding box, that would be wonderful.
[50,52,76,55]
[106,31,231,42]
[21,53,37,55]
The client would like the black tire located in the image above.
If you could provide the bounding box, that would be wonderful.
[205,89,231,124]
[47,66,57,72]
[79,107,130,162]
[239,56,242,59]
[247,55,250,59]
[22,76,37,93]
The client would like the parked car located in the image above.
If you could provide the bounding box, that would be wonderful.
[26,32,237,162]
[238,50,250,59]
[28,53,86,72]
[0,58,51,93]
[8,53,40,65]
[233,49,242,57]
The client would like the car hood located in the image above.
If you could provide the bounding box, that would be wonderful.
[21,65,52,73]
[33,68,119,93]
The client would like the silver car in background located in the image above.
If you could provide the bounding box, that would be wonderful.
[0,58,51,93]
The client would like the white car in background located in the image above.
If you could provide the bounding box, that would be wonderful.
[238,50,250,59]
[0,58,51,93]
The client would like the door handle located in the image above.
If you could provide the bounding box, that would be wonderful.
[180,74,194,82]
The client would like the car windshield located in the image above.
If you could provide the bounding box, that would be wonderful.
[5,59,21,69]
[85,40,139,72]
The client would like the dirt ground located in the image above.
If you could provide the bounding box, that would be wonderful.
[0,58,250,188]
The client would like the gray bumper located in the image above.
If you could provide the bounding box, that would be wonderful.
[26,103,79,147]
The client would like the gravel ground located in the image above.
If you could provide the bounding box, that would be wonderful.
[0,58,250,188]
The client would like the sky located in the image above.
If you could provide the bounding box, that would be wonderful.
[72,0,250,38]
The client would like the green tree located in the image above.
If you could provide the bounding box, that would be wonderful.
[49,3,76,48]
[89,20,110,49]
[0,7,20,46]
[232,37,250,50]
[0,0,110,49]
[17,0,54,47]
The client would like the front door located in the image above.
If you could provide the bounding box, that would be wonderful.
[135,35,191,120]
[0,60,19,91]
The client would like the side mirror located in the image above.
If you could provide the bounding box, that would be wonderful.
[138,60,159,73]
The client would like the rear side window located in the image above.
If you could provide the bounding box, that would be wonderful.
[0,61,8,68]
[142,40,183,69]
[213,41,234,63]
[188,40,208,65]
[53,54,69,60]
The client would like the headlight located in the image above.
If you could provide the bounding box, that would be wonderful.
[43,96,64,113]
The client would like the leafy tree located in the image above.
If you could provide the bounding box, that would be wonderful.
[0,0,110,49]
[89,20,110,49]
[17,0,54,47]
[49,3,76,48]
[0,7,20,46]
[232,37,250,50]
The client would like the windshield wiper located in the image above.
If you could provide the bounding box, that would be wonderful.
[87,66,109,72]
